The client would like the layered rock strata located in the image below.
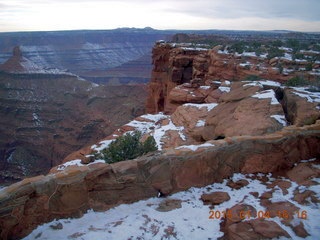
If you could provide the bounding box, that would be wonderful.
[0,49,147,182]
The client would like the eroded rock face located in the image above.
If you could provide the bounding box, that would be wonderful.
[0,71,147,183]
[0,122,319,239]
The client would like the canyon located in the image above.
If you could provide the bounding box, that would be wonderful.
[0,28,172,85]
[0,47,147,184]
[0,30,319,239]
[0,36,320,239]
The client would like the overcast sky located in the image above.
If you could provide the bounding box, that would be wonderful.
[0,0,319,32]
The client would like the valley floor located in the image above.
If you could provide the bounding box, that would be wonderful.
[24,159,320,240]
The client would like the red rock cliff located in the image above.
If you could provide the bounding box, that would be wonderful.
[146,43,319,114]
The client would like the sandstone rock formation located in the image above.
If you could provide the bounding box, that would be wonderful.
[0,122,319,239]
[146,43,320,114]
[0,39,319,239]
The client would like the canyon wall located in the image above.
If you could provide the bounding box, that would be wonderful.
[0,29,173,84]
[0,72,147,183]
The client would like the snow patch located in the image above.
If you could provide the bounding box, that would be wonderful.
[271,115,288,126]
[56,159,105,171]
[252,89,279,105]
[176,142,215,151]
[91,139,114,152]
[292,88,320,103]
[218,86,231,93]
[25,163,320,240]
[200,86,211,90]
[196,120,206,127]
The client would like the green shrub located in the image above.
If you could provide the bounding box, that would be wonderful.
[99,131,157,163]
[305,63,313,71]
[285,76,308,87]
[267,47,285,59]
[245,75,260,81]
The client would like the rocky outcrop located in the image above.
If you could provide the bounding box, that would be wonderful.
[146,43,320,114]
[0,121,320,239]
[282,87,320,126]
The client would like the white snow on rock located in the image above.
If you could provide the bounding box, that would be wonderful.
[258,80,282,87]
[243,80,281,88]
[252,89,280,105]
[292,87,320,103]
[241,51,257,57]
[91,139,114,152]
[184,103,218,111]
[200,86,211,90]
[223,80,231,86]
[153,118,186,150]
[196,119,206,127]
[176,142,215,151]
[271,115,288,126]
[218,86,231,93]
[56,159,105,171]
[24,161,320,240]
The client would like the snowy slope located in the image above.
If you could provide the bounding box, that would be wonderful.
[24,160,320,240]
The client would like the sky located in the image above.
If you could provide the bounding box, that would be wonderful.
[0,0,319,32]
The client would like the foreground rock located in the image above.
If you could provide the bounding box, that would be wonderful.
[0,122,319,239]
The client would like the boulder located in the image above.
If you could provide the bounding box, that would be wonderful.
[282,88,320,126]
[202,97,284,140]
[201,191,230,205]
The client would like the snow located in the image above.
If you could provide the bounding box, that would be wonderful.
[196,119,206,127]
[56,159,105,171]
[258,80,281,87]
[300,50,320,55]
[239,62,251,67]
[200,86,211,90]
[243,82,263,87]
[140,113,168,122]
[279,47,293,52]
[295,59,307,63]
[224,80,231,86]
[24,161,320,240]
[252,89,280,105]
[271,115,288,126]
[218,49,229,55]
[153,118,186,150]
[243,80,281,88]
[181,47,208,51]
[90,112,187,152]
[292,87,320,103]
[91,139,114,152]
[241,51,256,57]
[176,142,215,151]
[184,103,218,111]
[281,53,292,61]
[218,86,231,93]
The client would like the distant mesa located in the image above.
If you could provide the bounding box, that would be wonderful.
[0,46,74,76]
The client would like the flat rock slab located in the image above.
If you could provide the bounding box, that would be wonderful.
[201,191,230,205]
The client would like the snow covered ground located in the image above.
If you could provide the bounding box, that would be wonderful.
[24,161,320,240]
